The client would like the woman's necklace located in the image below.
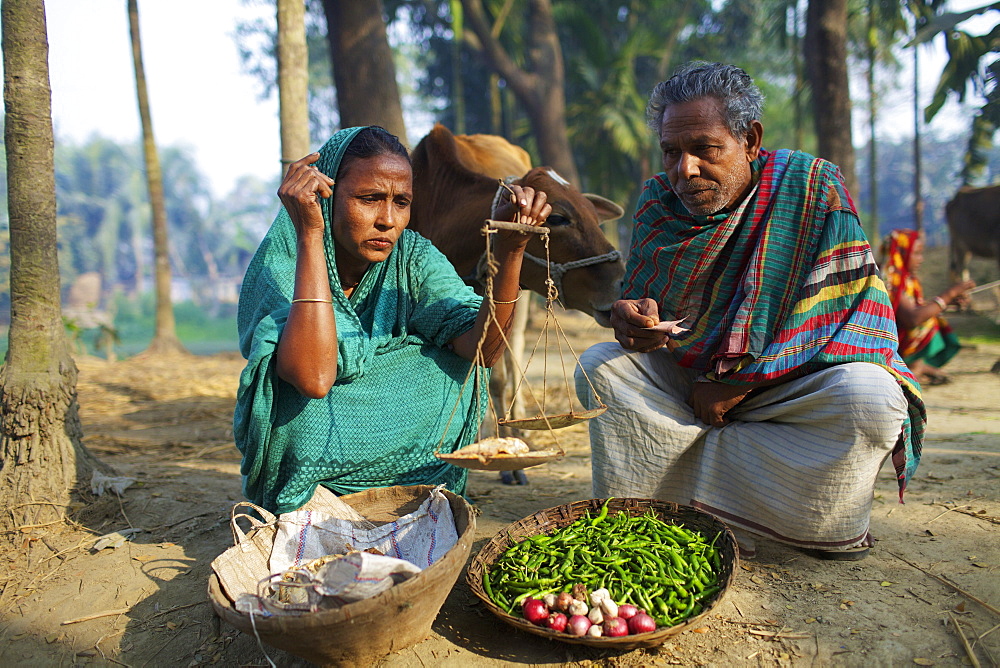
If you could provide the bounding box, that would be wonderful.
[339,263,369,293]
[340,275,362,293]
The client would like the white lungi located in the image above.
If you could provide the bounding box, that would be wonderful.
[575,342,908,550]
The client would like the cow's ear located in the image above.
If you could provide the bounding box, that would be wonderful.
[584,194,625,222]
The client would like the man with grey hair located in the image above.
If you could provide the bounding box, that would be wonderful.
[576,62,925,561]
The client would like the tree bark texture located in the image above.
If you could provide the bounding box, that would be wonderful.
[128,0,185,354]
[323,0,408,146]
[912,46,924,231]
[277,0,311,177]
[804,0,858,198]
[461,0,579,184]
[865,0,879,243]
[1,0,97,531]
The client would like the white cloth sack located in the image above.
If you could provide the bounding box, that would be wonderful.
[230,484,459,615]
[269,484,458,574]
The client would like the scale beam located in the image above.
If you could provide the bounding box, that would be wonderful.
[485,220,551,235]
[435,214,606,472]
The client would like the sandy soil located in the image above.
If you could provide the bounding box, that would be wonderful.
[1,310,998,668]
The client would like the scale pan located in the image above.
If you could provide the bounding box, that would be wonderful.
[497,406,607,430]
[436,449,563,471]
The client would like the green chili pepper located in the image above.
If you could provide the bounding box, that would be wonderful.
[680,593,697,619]
[695,584,721,602]
[591,498,612,526]
[482,569,494,599]
[657,597,673,617]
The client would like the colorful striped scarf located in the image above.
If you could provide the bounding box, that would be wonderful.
[623,148,925,495]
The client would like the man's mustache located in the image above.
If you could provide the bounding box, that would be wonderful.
[675,180,718,195]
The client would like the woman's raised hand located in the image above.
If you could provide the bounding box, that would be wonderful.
[278,153,336,237]
[492,184,552,250]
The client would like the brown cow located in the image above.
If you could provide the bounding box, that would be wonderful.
[451,131,533,182]
[410,124,625,321]
[946,184,1000,283]
[410,124,625,483]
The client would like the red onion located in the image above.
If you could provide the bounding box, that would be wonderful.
[627,612,658,635]
[546,612,568,632]
[567,614,592,636]
[522,598,549,626]
[602,616,629,637]
[617,604,640,620]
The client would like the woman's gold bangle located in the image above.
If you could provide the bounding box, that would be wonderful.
[291,298,333,304]
[492,295,521,305]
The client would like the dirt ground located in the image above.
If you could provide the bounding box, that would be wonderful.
[1,309,998,668]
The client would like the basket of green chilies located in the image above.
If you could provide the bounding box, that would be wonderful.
[466,497,737,649]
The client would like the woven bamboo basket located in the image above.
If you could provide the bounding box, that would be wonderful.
[466,497,737,650]
[208,485,475,667]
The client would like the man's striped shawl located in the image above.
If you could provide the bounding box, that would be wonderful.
[623,148,925,494]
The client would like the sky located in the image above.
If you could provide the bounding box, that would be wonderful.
[32,0,1000,201]
[45,0,281,199]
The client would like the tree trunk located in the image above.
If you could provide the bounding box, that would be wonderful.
[462,0,578,183]
[792,2,806,151]
[450,0,466,134]
[323,0,408,146]
[804,0,858,197]
[128,0,185,355]
[129,182,146,296]
[913,46,924,232]
[277,0,310,177]
[1,0,102,533]
[865,0,879,243]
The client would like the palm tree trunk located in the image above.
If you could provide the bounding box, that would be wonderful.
[277,0,310,177]
[1,0,102,532]
[128,0,185,354]
[450,0,466,134]
[793,3,805,150]
[913,45,924,232]
[805,0,858,196]
[865,0,879,243]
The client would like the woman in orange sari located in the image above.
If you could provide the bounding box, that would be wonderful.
[880,229,975,385]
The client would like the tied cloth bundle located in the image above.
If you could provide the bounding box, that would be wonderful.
[215,485,459,617]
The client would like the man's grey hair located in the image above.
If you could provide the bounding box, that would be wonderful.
[646,61,765,139]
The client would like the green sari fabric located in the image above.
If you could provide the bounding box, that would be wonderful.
[234,127,489,513]
[903,329,961,369]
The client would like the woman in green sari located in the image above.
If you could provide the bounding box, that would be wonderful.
[235,126,550,513]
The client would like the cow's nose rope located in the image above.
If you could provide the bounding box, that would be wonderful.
[521,249,622,304]
[467,248,622,304]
